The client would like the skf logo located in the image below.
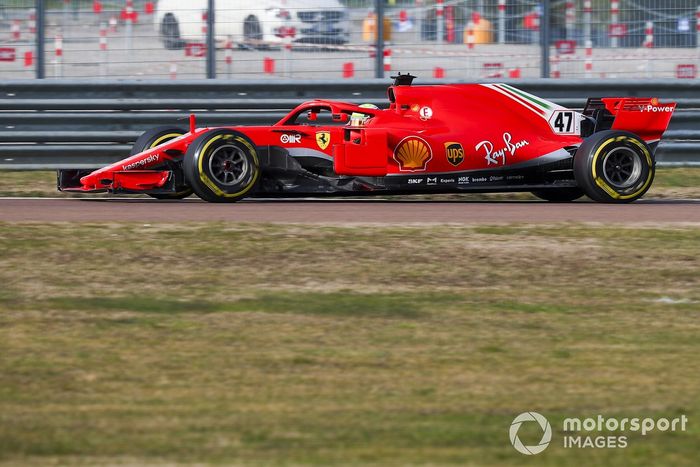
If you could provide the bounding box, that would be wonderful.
[280,134,301,144]
[316,131,330,150]
[444,142,464,166]
[393,136,433,172]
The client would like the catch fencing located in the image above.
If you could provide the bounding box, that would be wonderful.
[2,1,700,80]
[0,79,698,169]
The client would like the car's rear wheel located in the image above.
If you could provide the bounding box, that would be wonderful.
[573,130,654,203]
[162,14,184,50]
[130,127,192,200]
[531,187,584,202]
[183,129,260,203]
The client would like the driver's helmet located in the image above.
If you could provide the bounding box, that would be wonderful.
[349,103,379,126]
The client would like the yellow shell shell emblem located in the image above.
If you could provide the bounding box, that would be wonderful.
[316,131,330,150]
[393,137,432,171]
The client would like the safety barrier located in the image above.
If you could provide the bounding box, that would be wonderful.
[5,1,700,81]
[0,79,698,169]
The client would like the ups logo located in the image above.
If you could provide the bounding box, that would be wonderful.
[444,142,464,166]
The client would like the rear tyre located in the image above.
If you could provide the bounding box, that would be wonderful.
[183,129,260,203]
[130,127,192,200]
[162,14,184,50]
[573,130,654,203]
[531,187,584,202]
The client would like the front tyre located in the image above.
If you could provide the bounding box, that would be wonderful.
[183,129,260,203]
[130,126,192,200]
[573,130,654,203]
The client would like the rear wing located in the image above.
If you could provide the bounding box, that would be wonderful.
[582,97,675,142]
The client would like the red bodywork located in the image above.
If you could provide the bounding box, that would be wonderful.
[66,82,675,195]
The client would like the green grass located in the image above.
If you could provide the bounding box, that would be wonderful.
[0,223,699,465]
[38,292,443,318]
[1,167,699,198]
[654,166,700,188]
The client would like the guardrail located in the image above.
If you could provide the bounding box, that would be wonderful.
[1,79,699,169]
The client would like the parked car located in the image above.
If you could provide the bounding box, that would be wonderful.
[155,0,350,49]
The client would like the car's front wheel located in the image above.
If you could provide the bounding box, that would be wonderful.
[183,129,260,203]
[130,126,192,200]
[573,130,654,203]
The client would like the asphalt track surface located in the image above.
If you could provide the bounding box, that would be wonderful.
[1,198,700,224]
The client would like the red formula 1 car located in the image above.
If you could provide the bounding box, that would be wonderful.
[58,74,675,203]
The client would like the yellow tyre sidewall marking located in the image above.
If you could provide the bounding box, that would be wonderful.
[196,133,259,199]
[149,133,183,148]
[149,132,192,196]
[591,136,653,200]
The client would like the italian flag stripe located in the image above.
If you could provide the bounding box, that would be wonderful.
[491,84,546,116]
[500,83,553,111]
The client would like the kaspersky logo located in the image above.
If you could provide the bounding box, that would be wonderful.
[509,412,552,455]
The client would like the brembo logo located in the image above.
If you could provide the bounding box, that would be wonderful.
[123,154,159,170]
[640,105,673,113]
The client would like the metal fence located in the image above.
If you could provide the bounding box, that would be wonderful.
[3,1,700,80]
[0,79,698,169]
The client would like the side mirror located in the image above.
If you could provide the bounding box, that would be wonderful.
[332,113,349,123]
[307,110,318,121]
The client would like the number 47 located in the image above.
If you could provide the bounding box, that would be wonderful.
[548,110,580,135]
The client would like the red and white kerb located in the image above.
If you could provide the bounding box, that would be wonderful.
[466,21,475,49]
[125,0,134,23]
[11,20,20,41]
[28,9,37,34]
[225,37,233,65]
[643,21,654,48]
[584,40,593,77]
[99,23,107,51]
[54,34,63,57]
[565,2,575,30]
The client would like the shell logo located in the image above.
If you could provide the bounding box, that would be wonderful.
[393,136,433,171]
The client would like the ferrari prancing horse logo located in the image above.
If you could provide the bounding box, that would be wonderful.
[316,131,330,150]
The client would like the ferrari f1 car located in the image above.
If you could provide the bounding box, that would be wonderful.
[58,74,676,203]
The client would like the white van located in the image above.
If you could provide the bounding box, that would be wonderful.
[155,0,350,49]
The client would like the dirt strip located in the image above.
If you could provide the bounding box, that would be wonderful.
[1,198,699,224]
